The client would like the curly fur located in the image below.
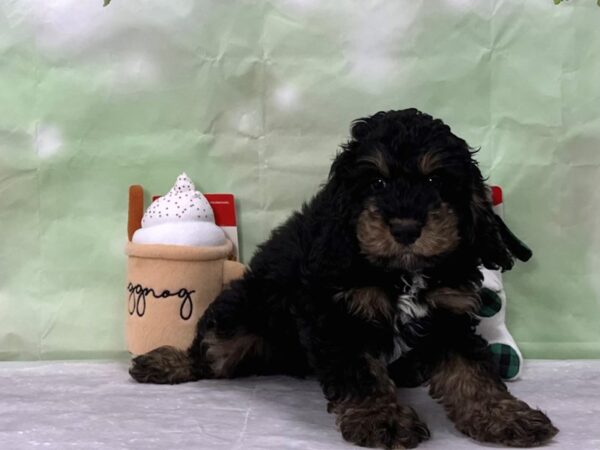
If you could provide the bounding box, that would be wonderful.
[130,109,557,449]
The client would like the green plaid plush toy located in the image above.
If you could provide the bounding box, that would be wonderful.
[476,187,524,381]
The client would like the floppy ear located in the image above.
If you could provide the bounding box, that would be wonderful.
[493,214,533,262]
[469,163,532,271]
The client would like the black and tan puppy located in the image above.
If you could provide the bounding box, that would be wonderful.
[130,109,558,449]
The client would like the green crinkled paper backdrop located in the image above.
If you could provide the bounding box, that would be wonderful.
[1,0,599,360]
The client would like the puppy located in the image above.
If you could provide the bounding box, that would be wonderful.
[130,109,558,449]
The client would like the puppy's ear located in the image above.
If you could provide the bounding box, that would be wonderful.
[493,214,533,262]
[468,161,532,271]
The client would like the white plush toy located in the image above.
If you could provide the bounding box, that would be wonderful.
[475,187,526,381]
[477,268,523,380]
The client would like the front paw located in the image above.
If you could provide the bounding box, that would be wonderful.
[337,401,430,449]
[129,346,195,384]
[459,399,558,447]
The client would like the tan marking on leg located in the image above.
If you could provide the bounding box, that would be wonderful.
[129,346,195,384]
[330,355,430,449]
[203,331,268,378]
[426,287,481,314]
[429,354,558,447]
[335,287,393,323]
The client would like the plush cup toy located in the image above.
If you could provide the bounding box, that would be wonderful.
[125,174,245,355]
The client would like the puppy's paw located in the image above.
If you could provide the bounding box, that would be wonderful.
[459,399,558,447]
[337,402,430,449]
[129,346,196,384]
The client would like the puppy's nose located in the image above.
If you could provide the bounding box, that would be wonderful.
[390,220,422,245]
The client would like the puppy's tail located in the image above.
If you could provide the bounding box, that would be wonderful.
[129,346,198,384]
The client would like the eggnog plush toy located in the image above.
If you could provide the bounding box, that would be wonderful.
[125,173,245,355]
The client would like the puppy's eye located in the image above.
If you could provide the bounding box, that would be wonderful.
[427,175,443,188]
[370,178,387,192]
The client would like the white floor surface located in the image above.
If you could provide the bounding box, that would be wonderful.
[0,360,599,449]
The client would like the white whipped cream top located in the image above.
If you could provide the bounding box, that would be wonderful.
[132,173,226,247]
[142,173,215,226]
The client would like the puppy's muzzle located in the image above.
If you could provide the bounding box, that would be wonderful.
[390,219,423,245]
